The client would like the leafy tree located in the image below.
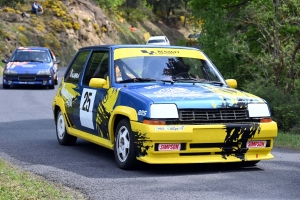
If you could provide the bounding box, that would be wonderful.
[190,0,300,92]
[232,0,300,93]
[190,1,243,79]
[95,0,125,10]
[190,0,300,131]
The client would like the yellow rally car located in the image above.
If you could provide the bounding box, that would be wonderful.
[52,45,278,170]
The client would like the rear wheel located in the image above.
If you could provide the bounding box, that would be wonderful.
[114,119,137,170]
[56,110,77,145]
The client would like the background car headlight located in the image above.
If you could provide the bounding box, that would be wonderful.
[37,70,51,75]
[150,104,178,118]
[4,69,17,74]
[248,103,270,117]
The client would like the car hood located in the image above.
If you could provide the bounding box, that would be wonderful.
[6,61,52,73]
[124,83,265,109]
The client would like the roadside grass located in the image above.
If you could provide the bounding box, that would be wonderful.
[274,131,300,150]
[0,158,87,200]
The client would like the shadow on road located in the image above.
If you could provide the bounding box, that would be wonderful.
[0,118,266,179]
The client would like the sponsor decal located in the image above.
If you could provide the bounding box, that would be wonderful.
[141,50,180,56]
[141,50,157,55]
[157,50,180,55]
[158,144,181,151]
[22,65,35,68]
[153,87,202,100]
[144,85,161,89]
[60,83,76,107]
[114,48,205,60]
[155,125,185,132]
[79,88,97,129]
[137,110,147,116]
[69,69,80,79]
[247,141,266,148]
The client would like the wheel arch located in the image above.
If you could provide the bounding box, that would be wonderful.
[53,97,70,127]
[109,106,138,143]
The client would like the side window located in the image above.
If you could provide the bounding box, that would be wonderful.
[82,51,109,86]
[65,51,90,84]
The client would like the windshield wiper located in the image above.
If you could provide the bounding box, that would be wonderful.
[118,78,156,83]
[28,60,44,63]
[172,77,207,83]
[205,81,224,86]
[159,79,174,84]
[11,60,23,62]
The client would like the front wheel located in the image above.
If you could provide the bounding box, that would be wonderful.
[240,161,260,167]
[56,110,77,145]
[114,119,137,170]
[2,83,9,89]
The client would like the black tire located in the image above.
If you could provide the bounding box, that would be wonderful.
[114,119,137,170]
[240,161,260,167]
[54,78,58,85]
[49,79,55,89]
[3,83,9,89]
[56,110,77,145]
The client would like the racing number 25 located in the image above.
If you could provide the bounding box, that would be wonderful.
[79,88,96,129]
[82,91,92,112]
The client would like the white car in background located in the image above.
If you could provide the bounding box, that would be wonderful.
[146,36,170,46]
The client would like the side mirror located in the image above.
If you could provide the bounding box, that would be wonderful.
[54,60,60,64]
[2,59,8,63]
[225,79,237,88]
[89,78,107,88]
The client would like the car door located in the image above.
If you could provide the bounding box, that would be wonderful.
[63,50,91,128]
[76,50,111,139]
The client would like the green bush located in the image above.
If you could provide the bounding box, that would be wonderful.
[0,0,24,7]
[122,6,156,24]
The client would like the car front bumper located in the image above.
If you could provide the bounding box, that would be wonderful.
[130,121,278,164]
[3,74,54,86]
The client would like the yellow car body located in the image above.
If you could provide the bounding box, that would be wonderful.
[52,45,277,169]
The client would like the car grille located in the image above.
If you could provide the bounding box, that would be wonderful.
[179,109,249,122]
[18,76,36,81]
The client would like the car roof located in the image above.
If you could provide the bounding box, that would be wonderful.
[79,44,198,51]
[148,36,167,40]
[15,46,51,51]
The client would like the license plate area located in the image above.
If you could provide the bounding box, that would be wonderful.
[247,141,266,148]
[158,143,181,151]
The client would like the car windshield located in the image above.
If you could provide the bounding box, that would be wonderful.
[114,56,224,84]
[148,39,165,43]
[9,50,51,63]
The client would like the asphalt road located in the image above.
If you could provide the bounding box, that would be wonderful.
[0,68,300,200]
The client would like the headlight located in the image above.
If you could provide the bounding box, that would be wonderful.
[4,69,17,74]
[150,104,178,118]
[37,70,51,75]
[248,103,270,117]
